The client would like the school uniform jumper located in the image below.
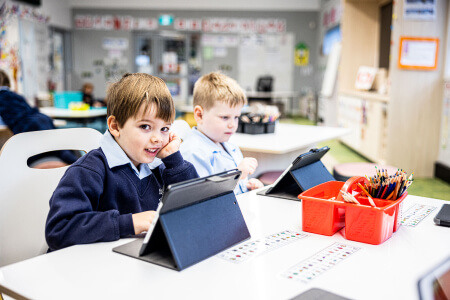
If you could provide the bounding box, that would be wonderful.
[45,130,198,251]
[180,127,248,194]
[0,86,78,164]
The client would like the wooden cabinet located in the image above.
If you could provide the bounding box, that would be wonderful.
[337,0,448,176]
[338,91,388,163]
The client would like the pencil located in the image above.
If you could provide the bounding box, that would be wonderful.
[357,183,376,207]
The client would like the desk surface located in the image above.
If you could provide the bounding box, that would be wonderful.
[0,192,448,300]
[39,107,107,119]
[230,123,350,154]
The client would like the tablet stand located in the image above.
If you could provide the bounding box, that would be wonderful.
[113,191,250,271]
[257,147,335,201]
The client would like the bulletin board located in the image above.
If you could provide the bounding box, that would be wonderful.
[398,37,439,70]
[238,33,294,92]
[0,13,20,91]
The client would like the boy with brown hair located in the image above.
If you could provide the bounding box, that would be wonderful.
[180,72,263,194]
[46,73,198,251]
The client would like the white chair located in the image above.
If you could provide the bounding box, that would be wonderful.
[171,119,192,141]
[0,128,102,267]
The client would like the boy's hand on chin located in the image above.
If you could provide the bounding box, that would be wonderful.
[157,132,182,159]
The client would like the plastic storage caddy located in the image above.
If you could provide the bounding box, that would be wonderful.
[299,176,407,245]
[53,91,83,109]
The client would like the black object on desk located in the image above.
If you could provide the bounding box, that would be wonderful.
[434,204,450,227]
[113,169,250,271]
[257,147,335,201]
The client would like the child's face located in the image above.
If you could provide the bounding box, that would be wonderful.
[84,87,93,94]
[111,104,171,167]
[197,101,243,144]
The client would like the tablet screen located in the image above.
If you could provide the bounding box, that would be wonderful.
[139,201,163,255]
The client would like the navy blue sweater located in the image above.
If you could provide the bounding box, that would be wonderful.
[0,89,53,133]
[45,149,198,251]
[0,89,78,164]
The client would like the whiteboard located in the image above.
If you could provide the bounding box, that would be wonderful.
[238,33,294,92]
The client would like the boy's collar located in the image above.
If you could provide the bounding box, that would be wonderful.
[100,130,152,178]
[192,127,222,150]
[192,127,236,154]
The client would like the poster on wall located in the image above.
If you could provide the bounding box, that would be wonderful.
[403,0,436,21]
[294,42,309,66]
[398,37,439,70]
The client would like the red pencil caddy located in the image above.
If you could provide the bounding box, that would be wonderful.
[299,176,407,245]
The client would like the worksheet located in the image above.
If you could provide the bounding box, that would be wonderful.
[281,242,360,283]
[401,203,437,227]
[217,229,309,263]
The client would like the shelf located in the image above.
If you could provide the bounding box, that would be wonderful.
[340,89,389,103]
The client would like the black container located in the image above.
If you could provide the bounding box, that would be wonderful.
[237,122,244,133]
[265,122,276,133]
[244,122,266,134]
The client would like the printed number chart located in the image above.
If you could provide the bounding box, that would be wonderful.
[281,242,360,283]
[217,230,308,263]
[401,203,436,227]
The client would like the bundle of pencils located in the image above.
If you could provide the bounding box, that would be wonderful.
[363,167,413,200]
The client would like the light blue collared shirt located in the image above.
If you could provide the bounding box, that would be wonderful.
[180,127,248,194]
[100,130,152,179]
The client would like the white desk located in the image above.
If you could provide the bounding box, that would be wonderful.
[39,107,107,131]
[0,193,448,300]
[229,123,350,176]
[39,107,107,119]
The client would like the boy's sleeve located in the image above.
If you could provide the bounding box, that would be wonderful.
[236,178,249,195]
[159,151,199,185]
[45,166,134,251]
[232,147,249,194]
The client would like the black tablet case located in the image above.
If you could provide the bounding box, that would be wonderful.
[434,204,450,227]
[257,147,335,201]
[113,170,250,271]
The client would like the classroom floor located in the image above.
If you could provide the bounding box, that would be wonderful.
[281,117,450,201]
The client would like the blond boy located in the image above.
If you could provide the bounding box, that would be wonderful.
[46,73,198,251]
[180,72,264,194]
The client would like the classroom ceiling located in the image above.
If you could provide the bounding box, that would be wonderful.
[68,0,321,11]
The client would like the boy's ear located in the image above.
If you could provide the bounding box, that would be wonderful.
[193,105,204,124]
[107,116,120,138]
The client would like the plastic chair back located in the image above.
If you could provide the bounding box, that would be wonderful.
[0,128,102,266]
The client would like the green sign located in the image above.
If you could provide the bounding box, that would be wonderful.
[159,15,173,26]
